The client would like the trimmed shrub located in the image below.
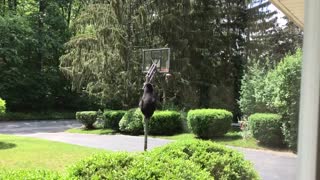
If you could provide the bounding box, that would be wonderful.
[67,151,212,180]
[127,153,211,180]
[149,110,182,135]
[67,152,135,179]
[249,113,284,147]
[149,140,259,180]
[76,111,97,129]
[102,110,126,130]
[187,109,232,138]
[0,98,5,115]
[0,169,61,180]
[119,108,143,135]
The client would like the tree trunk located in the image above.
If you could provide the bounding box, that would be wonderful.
[37,0,45,71]
[67,0,73,26]
[144,117,148,151]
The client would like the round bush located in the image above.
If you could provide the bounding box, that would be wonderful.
[187,109,232,138]
[102,110,126,130]
[0,98,6,115]
[249,113,284,147]
[119,108,143,135]
[67,151,212,180]
[149,140,259,180]
[149,110,182,135]
[76,111,97,129]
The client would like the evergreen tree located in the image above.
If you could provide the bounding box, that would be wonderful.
[245,0,278,65]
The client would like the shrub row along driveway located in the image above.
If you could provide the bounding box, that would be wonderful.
[0,120,296,180]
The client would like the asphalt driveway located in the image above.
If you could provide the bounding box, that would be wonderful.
[0,120,297,180]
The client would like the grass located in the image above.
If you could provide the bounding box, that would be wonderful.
[0,134,103,172]
[0,112,75,121]
[151,131,261,149]
[66,128,116,135]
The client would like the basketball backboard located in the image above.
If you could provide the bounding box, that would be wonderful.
[142,48,170,73]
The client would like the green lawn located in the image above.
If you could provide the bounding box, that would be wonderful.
[151,131,261,149]
[0,134,103,172]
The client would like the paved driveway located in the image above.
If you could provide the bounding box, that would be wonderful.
[0,120,81,134]
[0,120,297,180]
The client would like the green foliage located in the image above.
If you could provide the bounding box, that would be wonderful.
[67,140,259,179]
[0,112,75,121]
[239,63,270,116]
[239,49,302,150]
[266,50,302,150]
[119,108,144,135]
[102,110,126,130]
[149,110,182,135]
[0,169,61,180]
[67,151,211,180]
[60,2,142,109]
[187,109,233,138]
[76,111,97,129]
[67,152,136,179]
[127,154,211,180]
[150,140,260,180]
[0,98,6,115]
[248,113,284,147]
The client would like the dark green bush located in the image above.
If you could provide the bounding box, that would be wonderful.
[102,110,126,130]
[67,151,212,180]
[0,98,5,115]
[187,109,232,138]
[149,140,259,180]
[0,169,61,180]
[76,111,97,129]
[119,108,143,135]
[249,113,284,147]
[149,110,182,135]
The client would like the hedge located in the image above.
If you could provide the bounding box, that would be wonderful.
[150,140,260,180]
[67,151,211,180]
[68,140,259,180]
[76,111,97,129]
[102,110,126,130]
[0,98,5,115]
[249,113,284,147]
[187,109,232,138]
[149,110,182,135]
[119,108,144,135]
[119,109,183,135]
[0,169,61,180]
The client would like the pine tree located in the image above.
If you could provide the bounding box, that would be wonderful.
[245,0,279,65]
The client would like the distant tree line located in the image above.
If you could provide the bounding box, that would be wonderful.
[0,0,302,119]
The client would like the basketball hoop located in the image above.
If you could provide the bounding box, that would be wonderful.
[142,48,170,74]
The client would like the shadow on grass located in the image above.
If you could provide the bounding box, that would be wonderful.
[69,127,117,135]
[0,142,16,150]
[211,132,243,142]
[85,128,117,135]
[256,141,290,152]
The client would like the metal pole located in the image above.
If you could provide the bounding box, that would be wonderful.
[297,0,320,179]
